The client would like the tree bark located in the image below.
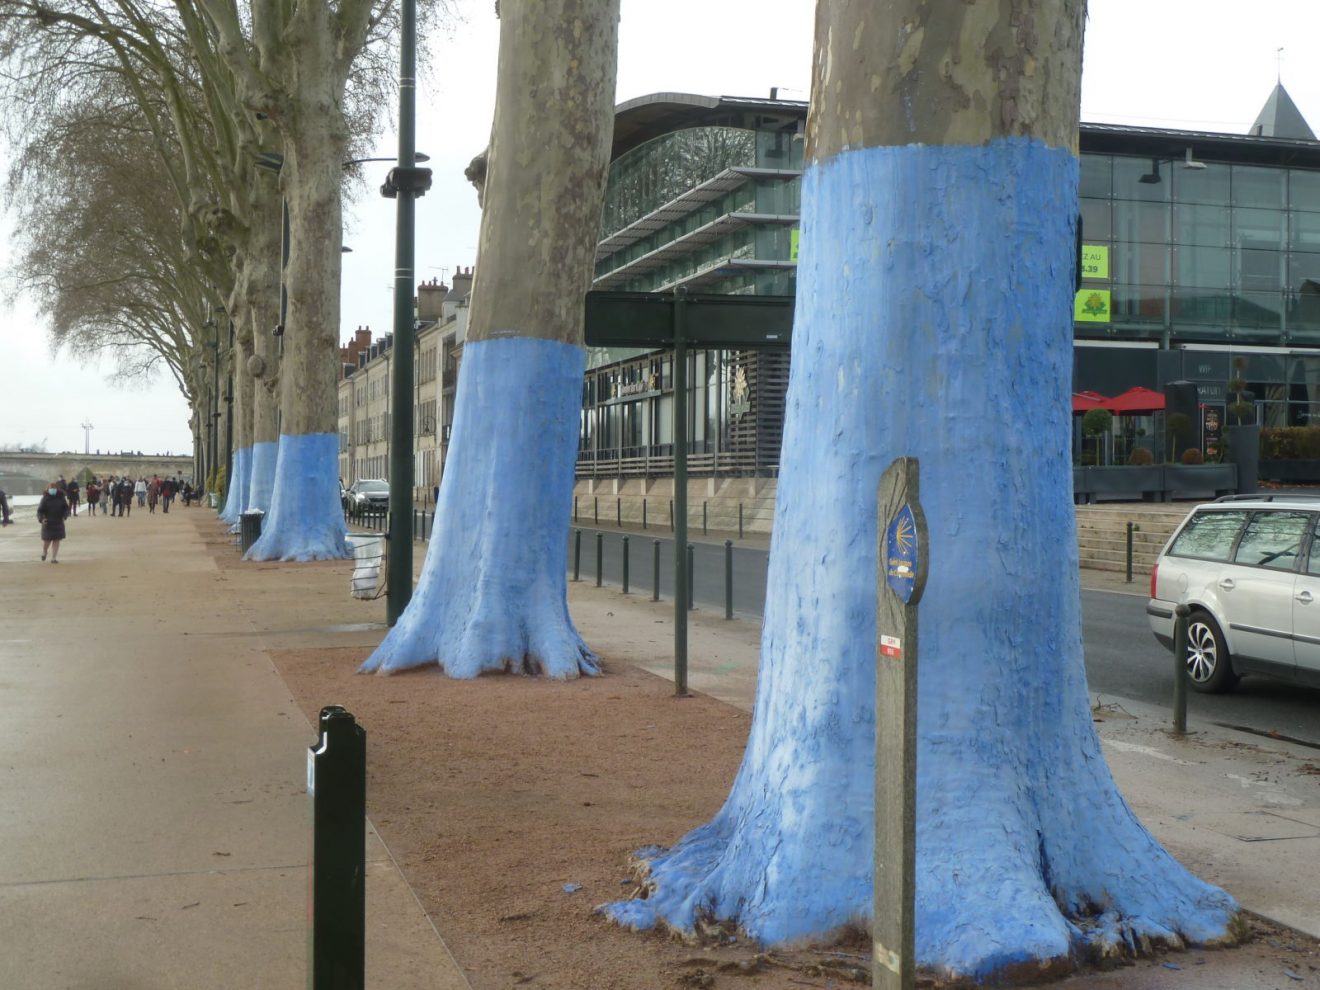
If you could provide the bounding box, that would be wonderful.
[361,0,620,677]
[606,0,1240,978]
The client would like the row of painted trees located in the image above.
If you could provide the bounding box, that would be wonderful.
[4,0,1242,979]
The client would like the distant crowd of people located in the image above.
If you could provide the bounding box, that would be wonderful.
[11,474,199,563]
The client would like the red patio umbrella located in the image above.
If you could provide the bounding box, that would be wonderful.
[1072,390,1109,413]
[1103,387,1165,414]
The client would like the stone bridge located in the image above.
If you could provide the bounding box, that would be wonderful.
[0,452,194,496]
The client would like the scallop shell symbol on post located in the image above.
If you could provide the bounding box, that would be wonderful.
[886,503,920,605]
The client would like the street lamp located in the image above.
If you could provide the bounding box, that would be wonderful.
[384,0,432,627]
[1139,147,1208,184]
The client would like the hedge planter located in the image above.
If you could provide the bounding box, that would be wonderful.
[1074,464,1238,503]
[1259,459,1320,484]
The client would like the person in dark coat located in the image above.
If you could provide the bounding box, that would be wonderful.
[0,488,11,526]
[37,481,70,562]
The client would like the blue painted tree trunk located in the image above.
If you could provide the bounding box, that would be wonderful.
[360,337,596,678]
[605,140,1237,976]
[220,446,251,528]
[243,433,347,561]
[247,440,278,514]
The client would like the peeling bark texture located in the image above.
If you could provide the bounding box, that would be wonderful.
[606,0,1239,978]
[467,0,621,345]
[808,0,1085,161]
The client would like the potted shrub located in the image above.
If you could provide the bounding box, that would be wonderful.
[1081,407,1113,466]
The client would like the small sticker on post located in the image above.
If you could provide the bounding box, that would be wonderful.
[880,635,902,659]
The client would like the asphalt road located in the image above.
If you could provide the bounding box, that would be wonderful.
[568,525,1320,748]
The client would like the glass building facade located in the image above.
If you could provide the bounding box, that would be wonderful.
[578,94,1320,478]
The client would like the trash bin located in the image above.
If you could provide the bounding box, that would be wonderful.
[348,535,386,599]
[240,510,265,554]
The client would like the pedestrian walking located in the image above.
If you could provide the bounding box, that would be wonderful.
[67,479,80,517]
[86,479,100,516]
[147,476,159,514]
[161,477,175,513]
[37,481,70,563]
[0,488,11,526]
[135,477,147,508]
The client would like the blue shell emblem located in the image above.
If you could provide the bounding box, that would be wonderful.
[885,504,919,604]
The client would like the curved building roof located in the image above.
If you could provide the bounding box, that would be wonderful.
[611,92,806,160]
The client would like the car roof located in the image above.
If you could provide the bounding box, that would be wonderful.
[1205,493,1320,510]
[353,478,388,485]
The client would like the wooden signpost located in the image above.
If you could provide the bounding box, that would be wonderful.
[874,457,928,990]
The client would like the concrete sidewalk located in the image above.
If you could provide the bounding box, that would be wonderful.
[0,507,469,990]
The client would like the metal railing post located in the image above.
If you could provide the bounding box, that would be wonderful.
[1172,604,1189,735]
[595,531,603,588]
[622,536,630,594]
[738,502,744,539]
[652,539,661,602]
[573,529,582,582]
[1125,521,1136,584]
[703,500,707,535]
[642,498,647,530]
[724,539,733,619]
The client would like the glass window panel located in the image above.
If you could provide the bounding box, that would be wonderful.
[1232,165,1285,209]
[1114,241,1169,286]
[1238,247,1284,290]
[1290,169,1320,212]
[1234,511,1309,569]
[1174,203,1230,247]
[1112,284,1167,322]
[1169,510,1247,561]
[1114,200,1169,244]
[1173,287,1232,326]
[1080,198,1111,242]
[1173,245,1230,288]
[1174,162,1230,205]
[1234,291,1283,331]
[1235,208,1286,246]
[1291,211,1320,252]
[1114,156,1169,201]
[1290,251,1320,292]
[1079,155,1111,198]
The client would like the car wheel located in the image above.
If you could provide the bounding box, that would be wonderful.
[1184,611,1236,694]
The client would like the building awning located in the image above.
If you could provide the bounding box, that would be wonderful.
[593,213,798,291]
[655,257,797,293]
[596,167,801,265]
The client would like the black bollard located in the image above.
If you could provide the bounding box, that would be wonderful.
[703,500,708,535]
[738,502,744,539]
[622,535,630,594]
[1125,521,1137,584]
[617,496,621,527]
[594,496,599,525]
[573,529,582,582]
[724,539,733,620]
[643,498,647,530]
[573,495,578,522]
[669,499,674,532]
[307,706,366,990]
[595,531,603,588]
[652,539,661,602]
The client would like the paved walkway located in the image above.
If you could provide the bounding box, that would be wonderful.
[0,506,469,990]
[1,504,1317,990]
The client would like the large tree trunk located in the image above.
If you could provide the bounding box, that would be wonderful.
[245,176,283,515]
[361,0,620,677]
[244,17,349,561]
[606,0,1239,978]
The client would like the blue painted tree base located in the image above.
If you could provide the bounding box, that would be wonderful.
[247,440,277,514]
[244,432,348,562]
[603,140,1238,978]
[360,338,597,679]
[222,447,251,531]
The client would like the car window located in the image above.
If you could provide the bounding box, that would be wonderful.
[1233,511,1310,570]
[1167,510,1247,561]
[1307,518,1320,576]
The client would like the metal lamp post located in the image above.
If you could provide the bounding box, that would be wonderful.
[381,0,432,626]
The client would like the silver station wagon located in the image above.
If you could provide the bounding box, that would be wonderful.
[1147,495,1320,693]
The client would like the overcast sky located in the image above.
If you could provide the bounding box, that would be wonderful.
[3,0,1319,455]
